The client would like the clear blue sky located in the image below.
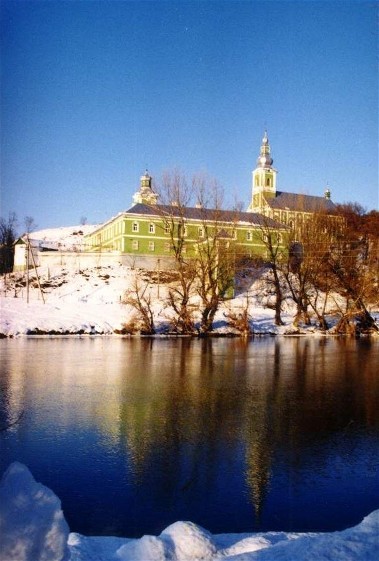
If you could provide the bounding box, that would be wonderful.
[1,0,378,230]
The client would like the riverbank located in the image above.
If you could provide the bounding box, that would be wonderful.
[1,264,378,337]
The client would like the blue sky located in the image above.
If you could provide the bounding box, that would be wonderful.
[1,0,378,230]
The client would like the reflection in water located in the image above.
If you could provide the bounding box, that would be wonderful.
[0,337,378,537]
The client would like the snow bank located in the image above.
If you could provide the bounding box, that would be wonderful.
[0,264,288,337]
[1,263,378,337]
[0,463,70,561]
[0,463,378,561]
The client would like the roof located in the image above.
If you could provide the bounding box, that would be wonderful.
[267,191,337,213]
[15,225,99,250]
[126,203,286,229]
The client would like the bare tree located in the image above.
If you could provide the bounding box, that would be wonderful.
[0,212,18,274]
[156,172,237,334]
[280,230,312,327]
[298,212,341,330]
[193,177,236,333]
[327,224,378,334]
[156,171,197,333]
[282,206,378,334]
[123,279,156,334]
[24,216,37,234]
[256,218,286,326]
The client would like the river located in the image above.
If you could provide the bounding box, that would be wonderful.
[0,336,378,538]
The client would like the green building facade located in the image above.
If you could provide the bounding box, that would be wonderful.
[84,132,336,266]
[84,172,285,266]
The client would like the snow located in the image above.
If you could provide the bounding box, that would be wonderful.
[0,265,133,336]
[0,262,349,337]
[23,225,99,252]
[0,261,378,337]
[0,463,378,561]
[0,462,70,561]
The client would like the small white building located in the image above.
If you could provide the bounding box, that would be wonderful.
[13,225,99,272]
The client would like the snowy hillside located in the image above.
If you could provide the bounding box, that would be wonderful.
[0,262,295,337]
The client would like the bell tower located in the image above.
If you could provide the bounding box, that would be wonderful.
[133,170,158,205]
[247,131,277,212]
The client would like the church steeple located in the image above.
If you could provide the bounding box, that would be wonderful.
[247,131,277,212]
[133,170,159,205]
[257,131,273,168]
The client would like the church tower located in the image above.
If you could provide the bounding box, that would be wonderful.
[247,131,277,212]
[133,170,159,205]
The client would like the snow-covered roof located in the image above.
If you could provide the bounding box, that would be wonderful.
[18,225,99,251]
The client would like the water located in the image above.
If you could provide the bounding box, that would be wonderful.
[0,336,378,538]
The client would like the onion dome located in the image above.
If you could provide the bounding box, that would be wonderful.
[256,131,273,168]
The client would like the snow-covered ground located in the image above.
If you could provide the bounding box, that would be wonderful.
[1,462,378,561]
[0,262,296,337]
[3,261,376,338]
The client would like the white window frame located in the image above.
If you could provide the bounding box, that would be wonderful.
[149,223,155,234]
[148,241,155,251]
[132,222,139,233]
[132,240,139,250]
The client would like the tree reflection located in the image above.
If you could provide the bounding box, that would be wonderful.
[115,337,379,525]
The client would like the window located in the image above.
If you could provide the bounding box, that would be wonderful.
[149,223,155,234]
[266,178,271,187]
[198,227,204,238]
[132,240,139,250]
[149,241,155,251]
[164,224,170,234]
[164,242,170,252]
[246,231,252,241]
[132,222,139,233]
